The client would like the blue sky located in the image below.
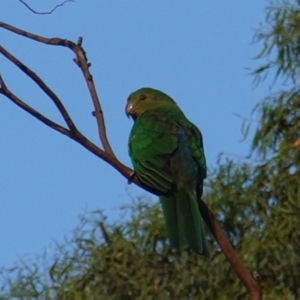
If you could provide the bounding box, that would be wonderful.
[0,1,268,267]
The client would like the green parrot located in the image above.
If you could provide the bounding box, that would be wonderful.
[126,87,209,257]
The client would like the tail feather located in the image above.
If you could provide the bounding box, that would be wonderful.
[160,191,209,257]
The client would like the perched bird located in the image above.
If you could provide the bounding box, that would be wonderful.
[126,87,209,257]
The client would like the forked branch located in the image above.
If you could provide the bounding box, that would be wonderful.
[0,21,262,300]
[0,21,115,157]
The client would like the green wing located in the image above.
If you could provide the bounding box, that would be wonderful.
[129,111,178,193]
[188,122,207,179]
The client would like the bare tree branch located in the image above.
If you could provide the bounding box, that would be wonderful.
[19,0,74,15]
[0,22,262,300]
[0,21,116,158]
[198,200,262,300]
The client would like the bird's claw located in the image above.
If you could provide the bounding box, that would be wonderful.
[128,171,136,184]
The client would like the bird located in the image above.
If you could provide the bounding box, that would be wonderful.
[126,87,209,257]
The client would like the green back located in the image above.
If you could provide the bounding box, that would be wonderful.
[128,108,206,193]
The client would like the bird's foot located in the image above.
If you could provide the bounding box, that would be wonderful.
[128,171,136,184]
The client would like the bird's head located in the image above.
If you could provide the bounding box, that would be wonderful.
[125,87,178,120]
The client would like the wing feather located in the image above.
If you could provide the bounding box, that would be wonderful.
[129,112,178,193]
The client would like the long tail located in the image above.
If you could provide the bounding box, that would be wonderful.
[160,190,209,257]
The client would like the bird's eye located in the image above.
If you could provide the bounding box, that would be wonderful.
[139,94,147,100]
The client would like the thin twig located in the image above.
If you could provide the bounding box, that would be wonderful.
[99,222,111,245]
[72,37,116,158]
[19,0,74,15]
[0,21,71,44]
